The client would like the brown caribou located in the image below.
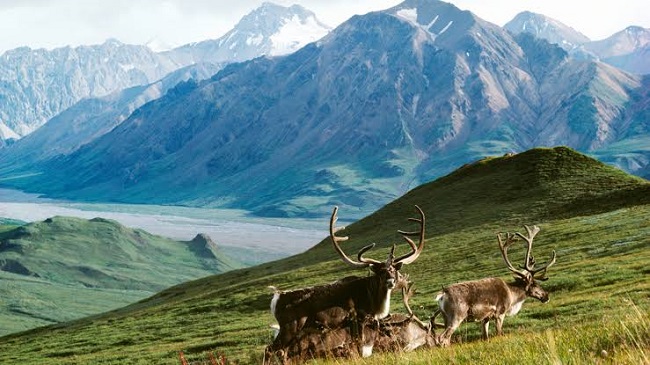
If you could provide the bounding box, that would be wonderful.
[272,276,435,363]
[434,225,556,347]
[264,205,426,363]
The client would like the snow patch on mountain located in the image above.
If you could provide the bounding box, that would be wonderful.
[269,14,329,56]
[396,8,418,25]
[0,121,20,140]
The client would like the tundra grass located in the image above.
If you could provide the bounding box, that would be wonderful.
[0,203,648,364]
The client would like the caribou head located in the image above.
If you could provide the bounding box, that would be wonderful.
[498,225,557,303]
[329,205,426,315]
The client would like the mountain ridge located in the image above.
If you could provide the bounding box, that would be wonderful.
[4,0,646,219]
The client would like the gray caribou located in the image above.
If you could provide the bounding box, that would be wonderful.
[434,225,556,346]
[264,205,426,363]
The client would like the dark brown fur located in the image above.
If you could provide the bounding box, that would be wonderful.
[267,265,401,357]
[264,206,426,363]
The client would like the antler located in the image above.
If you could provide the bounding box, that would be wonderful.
[401,280,431,330]
[330,206,380,268]
[499,225,556,280]
[394,205,426,265]
[514,225,556,278]
[497,231,530,279]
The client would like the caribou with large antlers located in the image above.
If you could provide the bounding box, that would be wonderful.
[264,205,426,363]
[434,225,556,347]
[272,275,435,363]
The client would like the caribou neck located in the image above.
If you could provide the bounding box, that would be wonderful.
[505,278,529,314]
[367,276,393,319]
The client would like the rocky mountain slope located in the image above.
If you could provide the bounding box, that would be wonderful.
[504,11,590,51]
[0,3,330,146]
[3,0,648,220]
[0,40,186,140]
[0,63,220,171]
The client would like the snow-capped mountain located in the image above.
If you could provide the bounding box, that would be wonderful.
[505,13,650,74]
[9,0,648,219]
[166,2,331,64]
[585,26,650,58]
[504,11,590,51]
[0,2,330,146]
[0,39,187,140]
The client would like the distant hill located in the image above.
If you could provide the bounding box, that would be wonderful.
[0,216,241,335]
[0,147,647,363]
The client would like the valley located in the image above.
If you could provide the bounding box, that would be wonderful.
[0,188,326,258]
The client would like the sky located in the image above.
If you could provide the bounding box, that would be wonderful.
[1,0,648,54]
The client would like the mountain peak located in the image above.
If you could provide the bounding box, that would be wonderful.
[585,25,650,59]
[237,2,328,33]
[504,11,590,50]
[171,2,330,63]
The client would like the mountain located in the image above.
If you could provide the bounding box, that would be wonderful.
[0,147,648,363]
[585,26,650,58]
[504,11,590,52]
[0,63,221,173]
[0,2,329,146]
[505,13,650,74]
[0,216,241,335]
[165,2,331,64]
[0,39,188,142]
[584,26,650,75]
[4,0,649,220]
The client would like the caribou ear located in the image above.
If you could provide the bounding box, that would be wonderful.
[394,262,404,271]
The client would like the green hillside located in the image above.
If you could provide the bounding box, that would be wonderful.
[0,216,241,335]
[0,147,648,364]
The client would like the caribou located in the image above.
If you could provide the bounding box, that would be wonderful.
[434,225,556,347]
[371,279,436,353]
[264,205,426,363]
[271,276,435,363]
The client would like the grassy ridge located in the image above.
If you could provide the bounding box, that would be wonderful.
[0,147,648,364]
[0,216,241,336]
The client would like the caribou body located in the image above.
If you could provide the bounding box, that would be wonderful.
[272,277,435,363]
[434,225,556,346]
[264,206,426,363]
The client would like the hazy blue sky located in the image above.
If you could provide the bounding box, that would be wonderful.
[1,0,648,53]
